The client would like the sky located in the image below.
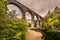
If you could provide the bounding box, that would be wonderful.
[7,0,60,21]
[17,0,60,16]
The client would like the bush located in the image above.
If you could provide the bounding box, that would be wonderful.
[0,0,28,40]
[0,19,28,40]
[43,7,60,28]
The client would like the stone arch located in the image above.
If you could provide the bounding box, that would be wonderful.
[25,12,32,28]
[7,0,24,11]
[25,12,31,22]
[35,15,40,28]
[25,11,38,28]
[26,10,35,28]
[7,4,22,19]
[34,16,37,28]
[7,0,27,19]
[26,10,41,28]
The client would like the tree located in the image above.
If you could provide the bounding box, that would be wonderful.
[43,7,60,28]
[0,0,28,40]
[0,0,7,18]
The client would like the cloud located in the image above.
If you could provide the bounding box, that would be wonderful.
[8,0,60,19]
[17,0,60,16]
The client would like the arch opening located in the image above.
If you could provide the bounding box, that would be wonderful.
[25,12,31,23]
[25,12,31,27]
[7,4,22,19]
[34,16,37,28]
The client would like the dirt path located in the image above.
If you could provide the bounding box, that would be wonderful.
[25,29,43,40]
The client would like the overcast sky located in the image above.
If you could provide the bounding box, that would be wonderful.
[7,0,60,20]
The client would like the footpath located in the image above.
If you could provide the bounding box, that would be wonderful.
[25,29,43,40]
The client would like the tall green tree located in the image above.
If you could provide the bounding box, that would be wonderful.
[0,0,28,40]
[43,7,60,28]
[0,0,7,18]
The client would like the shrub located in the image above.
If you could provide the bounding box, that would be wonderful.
[43,7,60,28]
[0,18,28,40]
[0,0,28,40]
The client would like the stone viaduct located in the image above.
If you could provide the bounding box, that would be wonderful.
[7,0,44,29]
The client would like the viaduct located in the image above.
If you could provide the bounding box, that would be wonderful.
[7,0,44,29]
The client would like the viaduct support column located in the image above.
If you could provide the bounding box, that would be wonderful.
[22,11,26,20]
[36,17,40,29]
[31,15,34,29]
[40,18,43,29]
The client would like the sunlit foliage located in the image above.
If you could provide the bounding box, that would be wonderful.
[43,7,60,28]
[0,0,28,40]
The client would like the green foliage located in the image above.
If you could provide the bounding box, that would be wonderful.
[43,7,60,28]
[28,22,31,27]
[0,0,7,17]
[0,0,28,40]
[0,15,28,40]
[0,18,28,40]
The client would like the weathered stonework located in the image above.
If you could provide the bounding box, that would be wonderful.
[7,0,44,29]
